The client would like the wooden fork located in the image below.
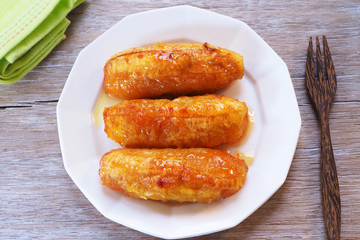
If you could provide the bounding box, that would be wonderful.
[305,36,341,240]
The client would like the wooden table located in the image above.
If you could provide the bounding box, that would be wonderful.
[1,1,359,239]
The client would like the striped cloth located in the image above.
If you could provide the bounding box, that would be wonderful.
[0,0,84,84]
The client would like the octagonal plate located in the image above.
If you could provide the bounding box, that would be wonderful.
[57,5,301,239]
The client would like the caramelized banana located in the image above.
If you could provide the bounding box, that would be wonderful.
[103,94,248,148]
[99,148,248,203]
[104,42,244,99]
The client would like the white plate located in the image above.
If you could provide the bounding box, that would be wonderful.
[57,5,301,239]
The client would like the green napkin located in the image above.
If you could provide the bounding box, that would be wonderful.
[0,0,85,84]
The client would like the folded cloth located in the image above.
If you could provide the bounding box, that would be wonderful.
[0,0,85,84]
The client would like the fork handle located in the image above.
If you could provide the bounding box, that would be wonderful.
[320,116,341,240]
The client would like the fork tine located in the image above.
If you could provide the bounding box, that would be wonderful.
[316,36,324,83]
[323,36,337,94]
[305,37,316,92]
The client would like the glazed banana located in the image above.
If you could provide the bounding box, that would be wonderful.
[104,42,244,99]
[99,148,248,203]
[103,94,248,148]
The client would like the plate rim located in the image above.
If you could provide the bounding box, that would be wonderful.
[57,5,301,239]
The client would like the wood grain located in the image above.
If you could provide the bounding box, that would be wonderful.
[1,0,360,239]
[305,36,341,240]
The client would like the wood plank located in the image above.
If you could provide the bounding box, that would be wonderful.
[1,0,360,239]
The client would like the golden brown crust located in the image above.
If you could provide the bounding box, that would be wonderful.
[103,42,244,99]
[103,94,248,148]
[99,148,248,203]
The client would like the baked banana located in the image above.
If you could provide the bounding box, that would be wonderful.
[104,42,244,99]
[99,148,248,203]
[103,94,248,148]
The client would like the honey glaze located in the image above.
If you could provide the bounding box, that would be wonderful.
[238,108,255,145]
[217,108,255,167]
[237,109,255,167]
[93,89,122,128]
[235,151,255,167]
